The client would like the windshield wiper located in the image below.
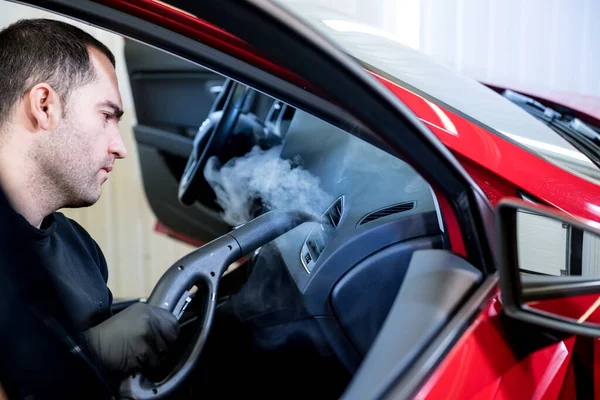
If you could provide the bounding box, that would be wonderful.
[502,89,600,170]
[569,117,600,144]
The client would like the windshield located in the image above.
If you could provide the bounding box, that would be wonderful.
[275,0,600,184]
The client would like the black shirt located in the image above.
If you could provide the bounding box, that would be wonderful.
[0,197,116,399]
[27,211,113,330]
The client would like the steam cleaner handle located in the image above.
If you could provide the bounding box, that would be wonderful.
[228,209,317,254]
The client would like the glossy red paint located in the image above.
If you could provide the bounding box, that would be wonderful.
[369,71,600,223]
[415,293,576,400]
[559,362,577,400]
[527,293,600,325]
[453,154,518,205]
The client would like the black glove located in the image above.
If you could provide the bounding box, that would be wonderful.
[84,302,180,376]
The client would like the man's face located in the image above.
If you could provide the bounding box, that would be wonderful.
[33,47,127,208]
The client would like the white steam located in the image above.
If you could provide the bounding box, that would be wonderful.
[203,145,333,226]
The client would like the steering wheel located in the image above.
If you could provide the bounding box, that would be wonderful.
[179,79,251,205]
[118,209,315,399]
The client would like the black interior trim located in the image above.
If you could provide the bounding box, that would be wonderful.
[134,125,193,158]
[331,235,444,357]
[137,144,231,242]
[340,250,483,400]
[521,275,600,301]
[569,227,584,276]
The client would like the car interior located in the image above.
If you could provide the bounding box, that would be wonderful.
[121,37,483,399]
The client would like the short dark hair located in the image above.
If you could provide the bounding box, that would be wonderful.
[0,18,116,127]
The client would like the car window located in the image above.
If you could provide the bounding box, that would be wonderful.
[118,22,454,368]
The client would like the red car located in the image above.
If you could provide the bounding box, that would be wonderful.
[11,1,600,399]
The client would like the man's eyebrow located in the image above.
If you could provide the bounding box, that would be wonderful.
[101,100,125,120]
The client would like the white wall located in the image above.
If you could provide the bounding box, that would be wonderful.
[517,211,568,276]
[309,0,600,97]
[280,0,422,49]
[583,232,600,276]
[419,0,600,97]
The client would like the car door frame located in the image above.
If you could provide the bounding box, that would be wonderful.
[18,0,498,397]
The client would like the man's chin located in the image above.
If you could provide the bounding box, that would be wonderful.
[64,190,101,209]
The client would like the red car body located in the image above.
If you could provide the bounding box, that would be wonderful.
[30,1,600,398]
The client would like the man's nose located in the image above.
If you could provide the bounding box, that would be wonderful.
[109,129,128,159]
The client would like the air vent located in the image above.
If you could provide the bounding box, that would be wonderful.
[325,197,343,228]
[359,202,415,225]
[300,196,344,273]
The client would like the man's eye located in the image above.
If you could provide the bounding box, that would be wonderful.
[103,113,112,122]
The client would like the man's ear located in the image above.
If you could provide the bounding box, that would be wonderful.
[28,83,62,131]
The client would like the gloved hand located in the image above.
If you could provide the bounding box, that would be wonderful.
[83,302,180,376]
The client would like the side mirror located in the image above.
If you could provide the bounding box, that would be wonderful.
[497,198,600,336]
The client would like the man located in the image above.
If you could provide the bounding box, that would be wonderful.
[0,18,180,396]
[0,181,115,400]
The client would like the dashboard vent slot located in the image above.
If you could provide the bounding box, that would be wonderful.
[300,196,344,273]
[325,197,343,229]
[359,202,415,225]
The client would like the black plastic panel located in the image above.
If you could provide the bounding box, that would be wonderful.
[314,316,362,374]
[521,275,600,301]
[125,38,225,131]
[130,71,223,130]
[341,250,482,400]
[134,125,193,158]
[331,235,443,356]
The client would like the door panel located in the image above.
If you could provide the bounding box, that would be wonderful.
[124,37,231,243]
[130,70,223,134]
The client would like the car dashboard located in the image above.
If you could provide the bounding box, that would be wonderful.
[122,33,452,377]
[247,98,447,362]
